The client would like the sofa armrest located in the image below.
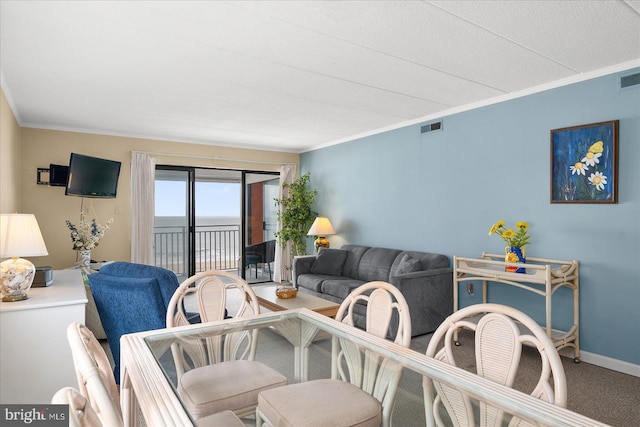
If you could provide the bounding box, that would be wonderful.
[390,267,454,336]
[390,267,452,282]
[292,255,317,287]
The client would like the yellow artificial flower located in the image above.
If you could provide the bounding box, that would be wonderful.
[488,220,531,248]
[501,229,515,239]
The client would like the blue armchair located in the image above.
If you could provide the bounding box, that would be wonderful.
[88,262,180,383]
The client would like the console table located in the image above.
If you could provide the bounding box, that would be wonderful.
[453,253,580,361]
[0,269,87,403]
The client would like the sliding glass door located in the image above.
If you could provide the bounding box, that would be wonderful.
[243,173,279,284]
[153,168,191,281]
[154,166,278,284]
[194,169,242,277]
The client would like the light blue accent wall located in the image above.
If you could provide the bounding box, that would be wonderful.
[301,68,640,365]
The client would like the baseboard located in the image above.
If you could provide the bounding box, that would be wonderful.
[579,350,640,377]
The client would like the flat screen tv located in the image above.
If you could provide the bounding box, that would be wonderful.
[65,153,122,198]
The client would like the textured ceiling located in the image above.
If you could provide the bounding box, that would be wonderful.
[1,1,639,153]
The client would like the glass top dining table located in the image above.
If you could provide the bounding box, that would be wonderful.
[120,308,606,427]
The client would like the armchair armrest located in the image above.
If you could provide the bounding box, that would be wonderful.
[292,255,317,287]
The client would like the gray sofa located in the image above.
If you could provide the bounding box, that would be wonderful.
[293,245,453,337]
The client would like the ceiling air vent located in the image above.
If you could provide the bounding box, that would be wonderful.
[619,72,640,90]
[421,120,443,134]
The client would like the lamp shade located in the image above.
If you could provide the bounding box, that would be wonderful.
[0,214,48,258]
[307,217,336,237]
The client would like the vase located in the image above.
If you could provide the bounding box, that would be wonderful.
[505,246,526,273]
[79,249,91,271]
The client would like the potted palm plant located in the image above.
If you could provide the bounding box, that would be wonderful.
[274,172,317,263]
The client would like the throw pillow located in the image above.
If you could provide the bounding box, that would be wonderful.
[310,248,348,276]
[396,254,422,275]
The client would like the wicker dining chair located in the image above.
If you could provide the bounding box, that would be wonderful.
[256,281,412,427]
[67,322,123,427]
[52,386,102,427]
[423,303,567,427]
[166,270,288,419]
[67,321,246,427]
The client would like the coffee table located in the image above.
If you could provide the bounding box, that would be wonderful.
[252,284,340,317]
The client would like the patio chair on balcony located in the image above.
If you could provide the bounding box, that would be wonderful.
[243,239,276,281]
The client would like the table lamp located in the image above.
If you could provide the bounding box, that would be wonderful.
[0,213,49,302]
[307,217,336,252]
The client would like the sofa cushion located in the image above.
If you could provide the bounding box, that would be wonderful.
[310,248,348,276]
[321,279,365,300]
[340,245,371,279]
[357,247,402,282]
[395,254,423,275]
[297,274,331,292]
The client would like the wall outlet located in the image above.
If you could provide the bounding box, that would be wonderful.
[467,283,474,295]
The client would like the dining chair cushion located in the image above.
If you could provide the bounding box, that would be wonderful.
[178,360,288,419]
[258,379,382,427]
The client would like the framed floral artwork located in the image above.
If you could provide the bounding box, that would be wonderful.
[550,120,619,203]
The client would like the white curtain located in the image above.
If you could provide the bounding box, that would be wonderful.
[274,164,296,282]
[130,152,156,264]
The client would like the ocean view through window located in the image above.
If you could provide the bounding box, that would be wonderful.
[154,167,278,283]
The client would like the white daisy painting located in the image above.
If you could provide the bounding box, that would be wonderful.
[550,120,618,203]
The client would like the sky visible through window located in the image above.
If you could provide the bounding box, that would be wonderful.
[155,181,241,217]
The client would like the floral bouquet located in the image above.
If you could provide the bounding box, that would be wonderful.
[488,220,530,272]
[65,213,114,251]
[488,220,531,249]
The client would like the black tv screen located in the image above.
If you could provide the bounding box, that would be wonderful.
[65,153,122,198]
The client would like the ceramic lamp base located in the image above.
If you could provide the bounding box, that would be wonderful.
[0,257,36,302]
[314,236,330,252]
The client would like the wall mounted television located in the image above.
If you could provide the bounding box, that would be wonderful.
[65,153,122,198]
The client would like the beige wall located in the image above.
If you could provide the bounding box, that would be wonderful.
[19,128,299,269]
[0,88,21,212]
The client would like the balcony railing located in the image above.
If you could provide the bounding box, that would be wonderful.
[153,224,240,277]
